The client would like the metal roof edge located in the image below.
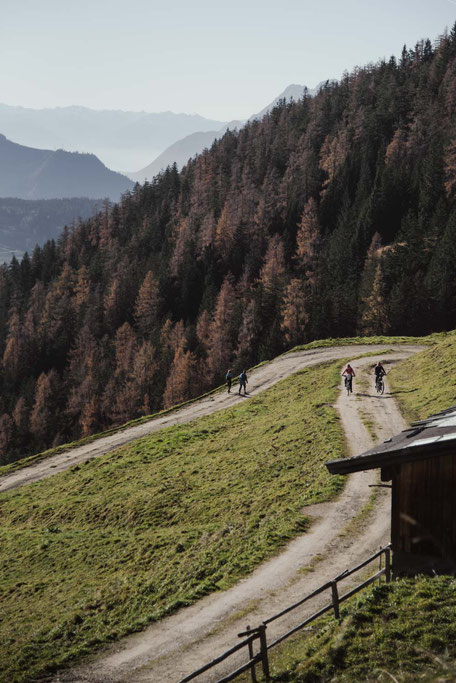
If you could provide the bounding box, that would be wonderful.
[326,438,456,475]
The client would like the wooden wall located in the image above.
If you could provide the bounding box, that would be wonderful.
[391,453,456,574]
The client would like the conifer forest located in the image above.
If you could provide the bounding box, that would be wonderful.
[2,30,456,463]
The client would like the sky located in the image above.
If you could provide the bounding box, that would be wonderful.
[1,0,455,121]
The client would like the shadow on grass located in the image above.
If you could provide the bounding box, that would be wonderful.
[388,388,418,395]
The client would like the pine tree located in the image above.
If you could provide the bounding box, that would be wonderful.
[258,234,287,356]
[0,413,14,463]
[360,262,389,335]
[133,341,158,413]
[295,198,320,286]
[236,299,259,368]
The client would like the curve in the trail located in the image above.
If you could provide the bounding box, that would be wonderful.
[1,344,423,495]
[49,345,423,683]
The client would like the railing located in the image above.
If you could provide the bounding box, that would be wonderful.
[180,544,391,683]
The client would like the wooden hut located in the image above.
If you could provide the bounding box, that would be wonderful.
[326,406,456,576]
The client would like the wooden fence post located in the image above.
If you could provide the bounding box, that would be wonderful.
[258,623,270,680]
[385,548,391,583]
[245,625,257,683]
[331,581,340,620]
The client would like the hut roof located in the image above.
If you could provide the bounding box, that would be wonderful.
[326,405,456,475]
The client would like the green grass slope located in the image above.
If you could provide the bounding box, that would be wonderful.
[0,361,346,683]
[265,577,456,682]
[258,337,456,683]
[388,334,456,422]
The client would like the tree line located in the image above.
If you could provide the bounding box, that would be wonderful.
[2,27,456,463]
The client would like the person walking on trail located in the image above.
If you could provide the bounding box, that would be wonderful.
[341,363,355,393]
[374,361,386,388]
[226,369,233,393]
[239,370,248,395]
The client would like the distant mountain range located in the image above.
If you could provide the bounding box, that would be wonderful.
[0,85,324,253]
[129,84,322,182]
[0,104,226,171]
[127,121,243,182]
[0,135,133,201]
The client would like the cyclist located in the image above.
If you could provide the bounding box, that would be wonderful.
[341,363,356,393]
[374,362,386,390]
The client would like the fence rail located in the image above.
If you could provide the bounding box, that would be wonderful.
[179,544,391,683]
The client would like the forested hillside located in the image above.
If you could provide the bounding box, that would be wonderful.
[1,28,456,463]
[0,197,101,253]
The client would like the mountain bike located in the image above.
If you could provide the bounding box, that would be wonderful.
[375,375,385,394]
[344,374,353,396]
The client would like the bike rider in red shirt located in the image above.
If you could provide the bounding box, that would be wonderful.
[342,363,356,392]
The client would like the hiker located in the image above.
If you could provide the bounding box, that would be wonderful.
[226,369,233,393]
[239,370,248,395]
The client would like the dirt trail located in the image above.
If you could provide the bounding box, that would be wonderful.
[1,344,420,495]
[49,346,421,683]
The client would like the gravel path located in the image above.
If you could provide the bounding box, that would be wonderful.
[40,344,423,683]
[1,344,420,495]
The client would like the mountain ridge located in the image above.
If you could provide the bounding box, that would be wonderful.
[0,103,227,170]
[0,134,133,200]
[129,83,321,182]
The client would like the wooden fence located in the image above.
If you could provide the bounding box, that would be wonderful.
[180,544,391,683]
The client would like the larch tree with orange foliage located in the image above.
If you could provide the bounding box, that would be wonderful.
[163,339,197,408]
[258,234,287,355]
[30,370,62,445]
[206,277,236,382]
[134,270,160,338]
[281,278,309,347]
[295,198,320,287]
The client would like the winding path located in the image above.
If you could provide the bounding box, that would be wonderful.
[1,344,424,682]
[1,344,420,495]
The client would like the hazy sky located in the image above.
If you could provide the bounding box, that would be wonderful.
[1,0,455,121]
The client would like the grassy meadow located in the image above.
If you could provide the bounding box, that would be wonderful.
[388,334,456,422]
[255,336,456,682]
[0,360,346,682]
[261,576,456,682]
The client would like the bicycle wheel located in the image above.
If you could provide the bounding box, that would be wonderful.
[380,379,385,395]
